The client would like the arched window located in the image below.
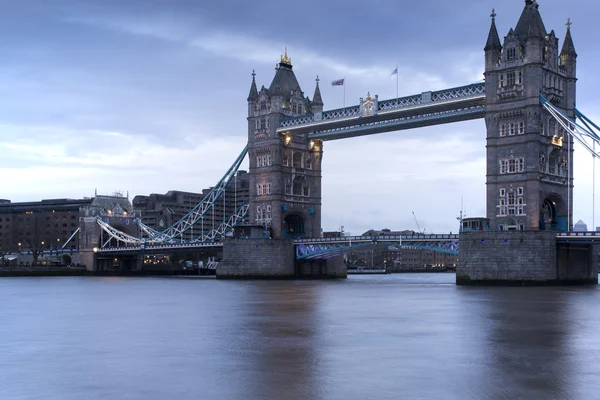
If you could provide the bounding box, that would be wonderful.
[292,152,302,168]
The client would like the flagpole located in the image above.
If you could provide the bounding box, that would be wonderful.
[343,76,346,108]
[396,65,399,100]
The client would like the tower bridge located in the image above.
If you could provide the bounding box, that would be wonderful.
[90,0,600,284]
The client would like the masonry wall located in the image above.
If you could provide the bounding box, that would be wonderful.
[556,242,599,283]
[295,256,347,279]
[458,231,557,284]
[458,231,598,285]
[217,238,296,279]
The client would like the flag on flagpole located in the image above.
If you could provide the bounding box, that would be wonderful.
[391,66,398,76]
[331,78,344,86]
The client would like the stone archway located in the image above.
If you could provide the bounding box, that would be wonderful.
[540,193,567,231]
[283,214,305,239]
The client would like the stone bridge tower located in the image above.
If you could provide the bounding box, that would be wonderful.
[247,50,323,239]
[484,0,576,231]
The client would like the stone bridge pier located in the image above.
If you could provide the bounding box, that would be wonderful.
[217,238,346,279]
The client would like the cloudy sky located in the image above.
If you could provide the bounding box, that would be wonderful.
[1,0,599,234]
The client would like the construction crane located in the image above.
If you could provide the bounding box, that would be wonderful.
[412,211,424,234]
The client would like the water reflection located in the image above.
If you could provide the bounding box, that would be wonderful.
[469,288,573,399]
[1,276,600,400]
[239,282,322,399]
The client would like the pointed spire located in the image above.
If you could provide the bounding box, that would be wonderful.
[247,70,258,102]
[526,19,543,40]
[515,0,547,43]
[312,75,323,106]
[280,47,292,67]
[485,9,502,51]
[561,18,577,57]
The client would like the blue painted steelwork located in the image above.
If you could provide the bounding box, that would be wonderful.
[294,235,460,260]
[97,242,223,254]
[309,105,484,140]
[278,83,485,134]
[540,94,600,157]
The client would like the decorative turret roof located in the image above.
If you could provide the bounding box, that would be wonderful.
[312,76,323,106]
[247,70,258,102]
[514,0,547,43]
[268,49,302,100]
[561,19,577,57]
[484,9,502,51]
[526,19,544,40]
[280,47,292,67]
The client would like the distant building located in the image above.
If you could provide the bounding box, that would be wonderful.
[0,194,133,257]
[133,170,250,239]
[348,228,459,270]
[323,231,342,238]
[573,220,588,232]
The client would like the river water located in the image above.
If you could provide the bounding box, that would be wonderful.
[0,274,599,399]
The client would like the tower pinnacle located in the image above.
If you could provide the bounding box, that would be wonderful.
[485,9,502,51]
[247,69,258,102]
[312,75,323,107]
[280,47,292,67]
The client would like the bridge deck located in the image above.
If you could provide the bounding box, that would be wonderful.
[277,83,485,139]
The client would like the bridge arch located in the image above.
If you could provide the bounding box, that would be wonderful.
[283,213,311,239]
[540,193,567,231]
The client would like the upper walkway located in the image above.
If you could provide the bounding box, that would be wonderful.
[276,83,485,140]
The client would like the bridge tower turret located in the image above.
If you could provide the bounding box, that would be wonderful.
[484,0,575,231]
[246,50,323,239]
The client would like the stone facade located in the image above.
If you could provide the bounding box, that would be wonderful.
[217,238,296,278]
[457,231,597,285]
[247,51,323,239]
[217,237,347,279]
[484,1,576,232]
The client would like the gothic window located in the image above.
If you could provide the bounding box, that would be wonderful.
[292,104,297,114]
[507,72,516,86]
[260,119,267,130]
[519,224,525,230]
[298,105,303,114]
[262,155,267,166]
[499,75,505,88]
[260,101,267,111]
[508,123,516,136]
[518,157,524,172]
[508,159,516,173]
[293,181,302,196]
[266,206,271,221]
[256,206,263,221]
[257,157,262,167]
[292,152,302,168]
[517,187,523,196]
[500,188,506,197]
[282,154,289,167]
[267,155,272,166]
[266,183,271,195]
[549,154,557,175]
[257,184,263,195]
[507,48,516,60]
[518,70,523,85]
[518,121,524,135]
[500,123,507,137]
[500,160,507,174]
[303,186,309,197]
[549,119,556,136]
[285,182,292,195]
[305,158,312,170]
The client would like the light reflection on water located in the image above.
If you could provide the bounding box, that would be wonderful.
[0,274,599,399]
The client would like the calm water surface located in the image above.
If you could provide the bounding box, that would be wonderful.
[1,274,599,400]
